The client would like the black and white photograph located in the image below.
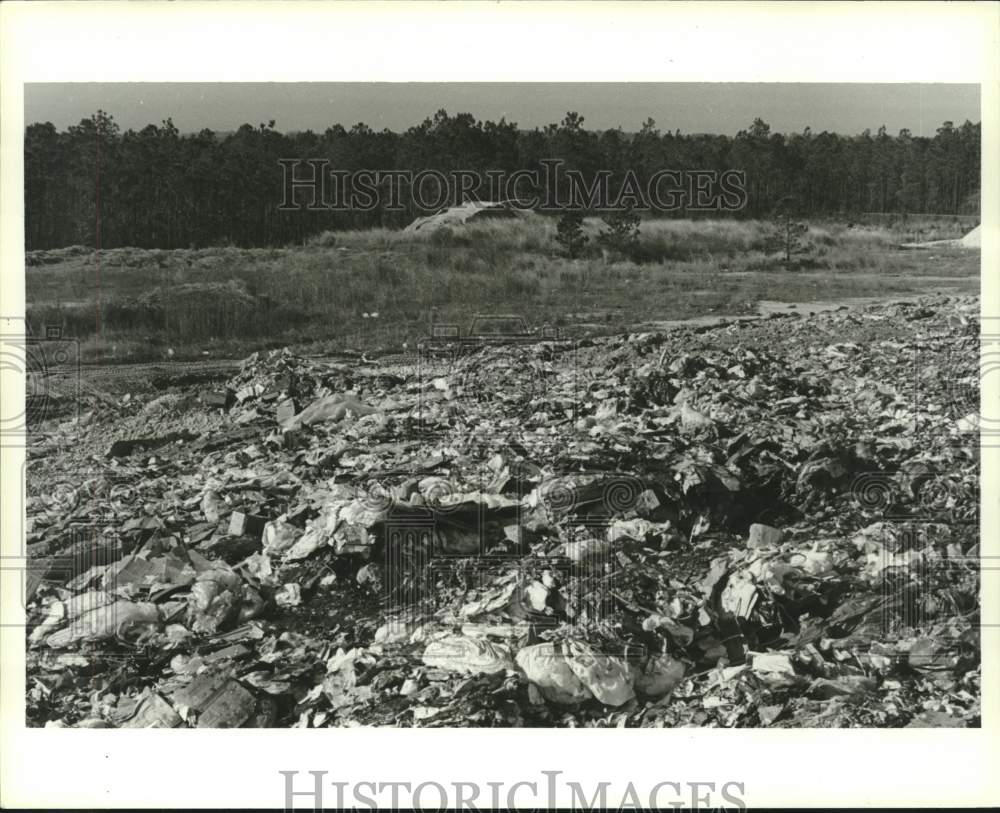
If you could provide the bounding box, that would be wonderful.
[18,78,985,731]
[1,2,997,809]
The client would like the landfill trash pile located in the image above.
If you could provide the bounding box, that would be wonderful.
[25,294,981,728]
[403,200,536,233]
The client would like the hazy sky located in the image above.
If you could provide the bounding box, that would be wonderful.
[25,83,980,137]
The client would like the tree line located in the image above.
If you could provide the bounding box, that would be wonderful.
[24,110,980,250]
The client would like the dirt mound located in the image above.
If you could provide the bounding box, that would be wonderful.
[960,224,981,248]
[901,224,981,250]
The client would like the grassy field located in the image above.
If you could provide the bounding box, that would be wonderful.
[25,216,979,362]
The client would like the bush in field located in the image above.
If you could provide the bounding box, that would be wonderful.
[555,210,589,258]
[763,197,810,268]
[312,231,337,248]
[430,227,455,246]
[598,206,641,260]
[764,218,809,266]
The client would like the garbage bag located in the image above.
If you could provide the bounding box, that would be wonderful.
[262,517,303,555]
[188,569,262,633]
[421,635,513,674]
[634,653,686,698]
[46,600,162,648]
[515,642,592,705]
[288,393,379,428]
[564,640,635,707]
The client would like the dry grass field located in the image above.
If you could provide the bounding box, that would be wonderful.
[26,215,979,362]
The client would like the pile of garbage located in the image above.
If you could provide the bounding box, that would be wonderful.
[25,294,981,728]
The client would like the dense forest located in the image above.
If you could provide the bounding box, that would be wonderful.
[24,110,980,250]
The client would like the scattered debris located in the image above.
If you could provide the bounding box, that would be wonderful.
[25,295,981,728]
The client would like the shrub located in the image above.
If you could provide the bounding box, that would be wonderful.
[430,227,455,246]
[373,254,404,287]
[598,206,641,260]
[762,198,810,268]
[762,218,809,266]
[555,210,589,258]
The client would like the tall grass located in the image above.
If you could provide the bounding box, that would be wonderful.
[26,216,979,359]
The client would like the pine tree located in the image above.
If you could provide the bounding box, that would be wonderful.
[763,196,809,268]
[597,205,641,260]
[555,210,589,258]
